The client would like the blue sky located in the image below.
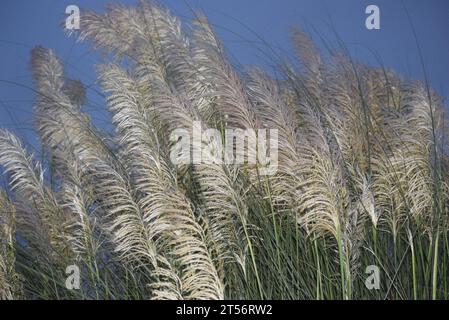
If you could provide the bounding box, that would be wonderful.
[1,0,448,148]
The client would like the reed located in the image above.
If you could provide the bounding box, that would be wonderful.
[0,1,447,300]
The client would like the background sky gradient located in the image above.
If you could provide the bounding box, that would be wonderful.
[1,0,448,148]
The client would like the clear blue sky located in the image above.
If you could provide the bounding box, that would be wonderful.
[1,0,448,148]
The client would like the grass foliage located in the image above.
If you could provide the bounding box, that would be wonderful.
[0,2,448,300]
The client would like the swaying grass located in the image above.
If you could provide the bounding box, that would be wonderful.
[0,1,448,300]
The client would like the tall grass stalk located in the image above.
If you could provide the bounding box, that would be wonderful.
[0,1,447,300]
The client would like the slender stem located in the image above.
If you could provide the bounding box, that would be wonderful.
[336,226,347,299]
[432,230,440,300]
[372,224,378,258]
[265,176,281,271]
[314,239,322,300]
[242,221,264,299]
[410,235,418,300]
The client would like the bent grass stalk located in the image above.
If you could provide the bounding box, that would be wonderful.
[0,1,447,300]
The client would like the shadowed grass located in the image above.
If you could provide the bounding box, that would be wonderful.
[0,1,448,300]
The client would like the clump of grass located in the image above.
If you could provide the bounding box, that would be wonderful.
[0,1,448,300]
